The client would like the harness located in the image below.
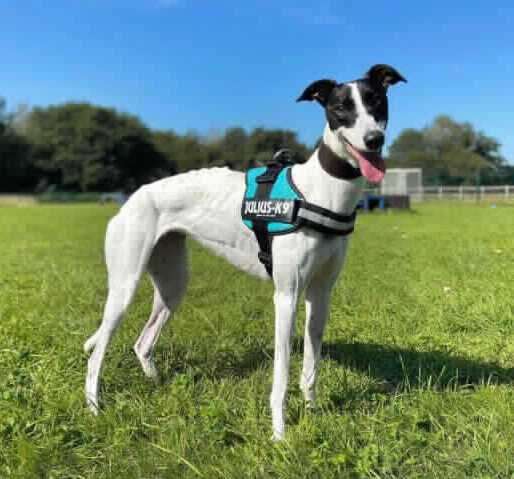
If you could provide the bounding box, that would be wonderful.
[242,146,361,277]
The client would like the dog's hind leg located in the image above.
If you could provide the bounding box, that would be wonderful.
[85,188,158,413]
[134,291,169,380]
[134,232,189,381]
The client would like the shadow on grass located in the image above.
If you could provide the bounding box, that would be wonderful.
[156,339,514,391]
[322,340,514,389]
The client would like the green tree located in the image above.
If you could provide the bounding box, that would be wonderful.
[219,127,248,168]
[0,98,35,192]
[153,126,312,172]
[247,128,310,166]
[388,115,504,184]
[25,103,173,192]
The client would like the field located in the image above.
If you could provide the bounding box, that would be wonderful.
[1,202,513,478]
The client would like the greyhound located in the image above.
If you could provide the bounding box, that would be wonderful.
[84,64,406,441]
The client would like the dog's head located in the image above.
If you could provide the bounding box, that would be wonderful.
[297,64,406,183]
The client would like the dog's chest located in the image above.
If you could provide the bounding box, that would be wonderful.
[291,163,365,217]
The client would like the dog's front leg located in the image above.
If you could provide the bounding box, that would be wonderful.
[300,247,347,406]
[300,285,332,406]
[270,289,299,441]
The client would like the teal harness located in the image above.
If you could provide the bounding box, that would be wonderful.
[242,166,303,235]
[241,150,358,277]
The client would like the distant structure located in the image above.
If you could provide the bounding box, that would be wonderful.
[380,168,423,201]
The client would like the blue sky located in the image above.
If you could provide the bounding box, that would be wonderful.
[2,0,513,161]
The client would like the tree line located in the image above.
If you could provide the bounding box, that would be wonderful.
[0,99,309,193]
[0,98,512,193]
[388,115,513,185]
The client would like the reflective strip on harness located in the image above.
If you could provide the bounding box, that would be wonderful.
[297,204,356,234]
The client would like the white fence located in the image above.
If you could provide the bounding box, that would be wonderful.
[416,185,513,202]
[364,185,514,202]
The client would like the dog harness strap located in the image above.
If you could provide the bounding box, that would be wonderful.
[242,155,358,277]
[252,164,283,277]
[318,141,362,180]
[296,203,356,235]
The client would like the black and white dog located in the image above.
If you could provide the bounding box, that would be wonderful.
[84,64,406,440]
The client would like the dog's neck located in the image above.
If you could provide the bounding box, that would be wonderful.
[292,124,365,216]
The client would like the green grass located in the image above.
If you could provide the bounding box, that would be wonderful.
[1,202,513,478]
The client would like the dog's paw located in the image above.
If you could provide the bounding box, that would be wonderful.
[86,397,100,416]
[271,429,285,442]
[139,358,162,384]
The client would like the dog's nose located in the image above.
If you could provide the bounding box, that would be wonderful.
[364,131,384,151]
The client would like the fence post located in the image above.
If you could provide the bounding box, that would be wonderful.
[438,186,443,200]
[506,185,510,200]
[459,185,464,200]
[480,186,485,201]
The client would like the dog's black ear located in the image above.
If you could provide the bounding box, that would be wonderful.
[365,64,407,89]
[296,79,337,106]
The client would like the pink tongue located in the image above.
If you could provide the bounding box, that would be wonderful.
[346,143,386,184]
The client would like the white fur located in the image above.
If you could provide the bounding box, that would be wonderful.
[84,125,365,441]
[337,82,386,151]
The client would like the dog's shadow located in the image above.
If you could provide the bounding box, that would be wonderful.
[321,340,514,391]
[157,339,514,394]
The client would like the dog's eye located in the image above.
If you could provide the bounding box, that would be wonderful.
[337,98,354,111]
[343,98,354,109]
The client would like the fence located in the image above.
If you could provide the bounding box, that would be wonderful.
[414,185,513,202]
[0,194,38,205]
[364,185,514,202]
[0,192,113,205]
[1,186,513,206]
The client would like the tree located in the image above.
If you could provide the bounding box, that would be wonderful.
[2,96,316,192]
[0,98,35,192]
[388,115,505,184]
[388,129,432,166]
[25,103,173,192]
[153,126,312,172]
[246,128,310,166]
[219,127,248,168]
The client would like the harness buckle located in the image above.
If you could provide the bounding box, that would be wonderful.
[256,149,296,184]
[272,148,295,166]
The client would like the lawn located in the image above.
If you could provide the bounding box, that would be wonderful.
[0,202,513,478]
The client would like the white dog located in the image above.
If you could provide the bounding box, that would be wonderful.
[84,64,406,440]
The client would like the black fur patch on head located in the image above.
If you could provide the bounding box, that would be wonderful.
[325,83,358,130]
[296,79,337,107]
[298,65,405,133]
[365,64,407,89]
[356,79,388,126]
[324,80,389,131]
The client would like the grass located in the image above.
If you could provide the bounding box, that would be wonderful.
[0,201,513,478]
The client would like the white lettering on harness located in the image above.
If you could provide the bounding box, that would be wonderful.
[244,200,291,217]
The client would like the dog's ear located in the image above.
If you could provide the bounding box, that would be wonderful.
[296,79,337,106]
[365,64,407,89]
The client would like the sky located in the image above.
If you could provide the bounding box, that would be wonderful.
[2,0,513,162]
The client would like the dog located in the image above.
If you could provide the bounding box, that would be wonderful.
[84,64,406,441]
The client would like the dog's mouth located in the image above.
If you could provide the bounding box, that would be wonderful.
[343,138,386,184]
